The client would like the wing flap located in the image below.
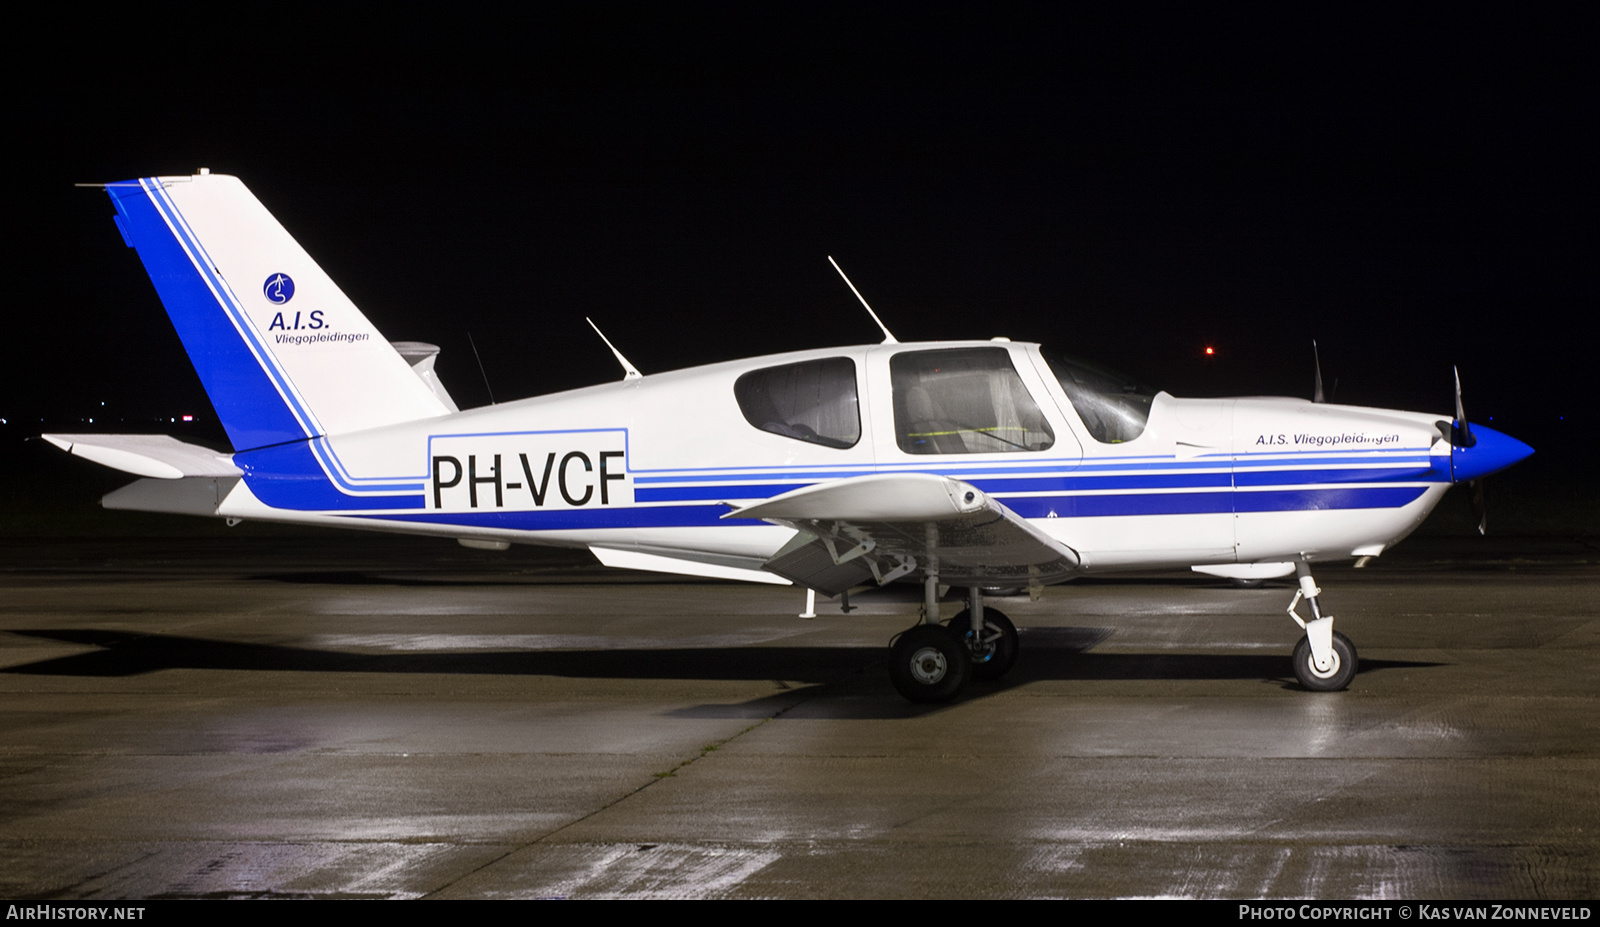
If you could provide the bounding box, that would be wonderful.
[729,473,1081,593]
[590,546,792,585]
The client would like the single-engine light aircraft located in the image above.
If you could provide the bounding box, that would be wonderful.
[50,171,1534,702]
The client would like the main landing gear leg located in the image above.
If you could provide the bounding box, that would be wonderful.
[947,586,1019,682]
[1287,561,1358,691]
[888,572,971,703]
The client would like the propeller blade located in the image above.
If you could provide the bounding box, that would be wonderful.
[1452,366,1475,447]
[1451,369,1498,535]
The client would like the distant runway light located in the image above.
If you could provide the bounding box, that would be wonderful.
[1204,346,1216,356]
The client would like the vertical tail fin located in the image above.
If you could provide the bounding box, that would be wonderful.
[106,171,449,450]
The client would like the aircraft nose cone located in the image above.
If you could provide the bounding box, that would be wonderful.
[1451,424,1534,483]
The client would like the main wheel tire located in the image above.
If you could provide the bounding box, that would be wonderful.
[889,625,971,703]
[1230,577,1265,589]
[947,608,1019,681]
[1292,630,1358,691]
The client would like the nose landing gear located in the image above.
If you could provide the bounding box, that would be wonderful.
[1286,562,1359,691]
[1292,630,1357,691]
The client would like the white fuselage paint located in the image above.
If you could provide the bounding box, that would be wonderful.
[216,340,1454,577]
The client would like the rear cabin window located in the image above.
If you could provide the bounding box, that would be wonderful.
[734,357,861,449]
[890,348,1055,454]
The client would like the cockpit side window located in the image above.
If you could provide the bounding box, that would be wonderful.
[1041,349,1157,443]
[734,357,861,449]
[890,348,1055,454]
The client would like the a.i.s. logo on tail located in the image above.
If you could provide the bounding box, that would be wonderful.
[262,272,328,333]
[263,273,295,304]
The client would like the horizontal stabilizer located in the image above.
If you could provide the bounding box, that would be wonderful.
[103,476,239,517]
[43,434,239,479]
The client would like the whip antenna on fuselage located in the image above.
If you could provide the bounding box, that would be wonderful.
[586,317,643,380]
[1312,340,1326,403]
[467,332,496,405]
[828,256,898,344]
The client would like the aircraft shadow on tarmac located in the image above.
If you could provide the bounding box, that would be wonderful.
[1,627,1441,707]
[247,570,1299,590]
[247,570,695,587]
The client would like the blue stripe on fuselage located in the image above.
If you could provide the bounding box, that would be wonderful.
[353,505,756,530]
[634,462,1441,503]
[991,486,1425,519]
[338,485,1429,530]
[234,442,424,510]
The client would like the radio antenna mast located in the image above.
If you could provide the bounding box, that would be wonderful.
[828,256,898,344]
[467,332,496,405]
[586,317,643,380]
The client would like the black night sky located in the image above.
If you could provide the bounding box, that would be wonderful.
[8,5,1596,524]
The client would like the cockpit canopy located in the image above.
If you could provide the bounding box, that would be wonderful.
[730,344,1159,453]
[1040,349,1158,444]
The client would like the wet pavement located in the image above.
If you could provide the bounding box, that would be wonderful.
[0,535,1595,899]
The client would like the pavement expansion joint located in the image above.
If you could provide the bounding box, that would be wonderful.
[419,700,800,898]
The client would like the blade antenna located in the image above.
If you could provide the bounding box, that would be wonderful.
[1312,340,1326,403]
[586,317,643,380]
[828,256,898,344]
[468,332,496,405]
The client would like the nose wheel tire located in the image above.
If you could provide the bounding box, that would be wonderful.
[889,625,971,703]
[947,608,1019,681]
[1292,630,1358,691]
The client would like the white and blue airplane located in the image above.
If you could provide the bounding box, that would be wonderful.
[49,171,1534,702]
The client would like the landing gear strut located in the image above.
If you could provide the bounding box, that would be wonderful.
[888,581,1019,702]
[947,586,1019,681]
[1286,562,1358,690]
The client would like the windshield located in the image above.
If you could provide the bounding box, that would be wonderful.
[1041,349,1158,444]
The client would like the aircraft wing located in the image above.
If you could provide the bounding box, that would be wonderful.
[727,473,1081,596]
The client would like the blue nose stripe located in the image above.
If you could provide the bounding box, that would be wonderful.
[1451,424,1534,482]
